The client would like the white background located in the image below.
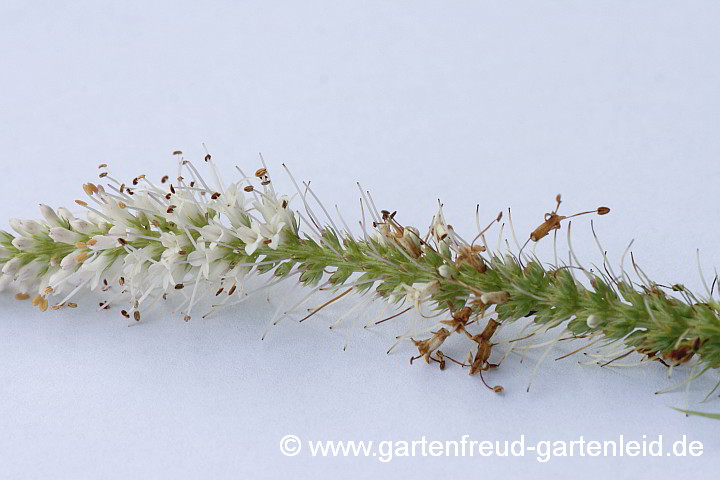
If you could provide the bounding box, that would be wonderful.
[1,1,719,478]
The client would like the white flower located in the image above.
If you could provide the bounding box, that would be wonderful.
[48,268,76,293]
[49,227,85,245]
[390,281,438,307]
[15,260,46,283]
[148,257,188,291]
[236,221,266,255]
[12,236,35,251]
[56,207,76,224]
[0,274,13,292]
[88,234,121,251]
[39,204,66,228]
[70,219,98,235]
[187,242,226,279]
[253,194,293,226]
[123,246,155,278]
[60,250,85,270]
[2,257,24,275]
[10,219,44,237]
[78,254,115,290]
[199,218,235,248]
[216,183,249,226]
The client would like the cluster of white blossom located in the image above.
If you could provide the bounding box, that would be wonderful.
[0,156,297,321]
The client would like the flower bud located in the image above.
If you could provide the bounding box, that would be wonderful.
[49,227,84,245]
[438,265,453,279]
[2,257,24,275]
[70,219,97,235]
[12,237,34,251]
[586,314,601,328]
[480,291,510,305]
[39,204,64,228]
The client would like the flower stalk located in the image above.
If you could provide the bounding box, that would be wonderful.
[1,154,719,408]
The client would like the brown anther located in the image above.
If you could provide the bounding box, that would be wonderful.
[133,311,141,321]
[98,163,108,168]
[281,199,288,208]
[255,168,268,177]
[170,184,176,194]
[167,206,175,214]
[189,181,195,188]
[184,315,191,322]
[117,238,127,246]
[83,183,98,195]
[244,185,254,192]
[121,310,130,318]
[75,242,87,249]
[32,294,43,306]
[75,200,88,207]
[67,302,77,308]
[76,252,89,263]
[177,250,187,256]
[261,180,271,186]
[98,172,108,178]
[117,202,127,209]
[174,284,185,290]
[228,284,237,296]
[215,287,224,296]
[40,298,49,312]
[597,207,610,215]
[173,150,183,155]
[119,277,125,286]
[211,192,221,200]
[161,175,169,183]
[204,154,211,162]
[165,193,172,200]
[120,184,125,193]
[87,239,97,246]
[44,286,54,294]
[15,293,29,301]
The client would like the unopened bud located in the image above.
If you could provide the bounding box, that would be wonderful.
[480,291,510,305]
